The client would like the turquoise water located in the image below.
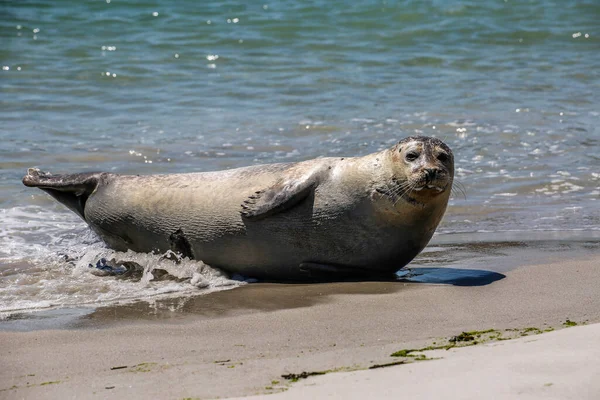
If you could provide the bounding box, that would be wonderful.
[1,0,599,313]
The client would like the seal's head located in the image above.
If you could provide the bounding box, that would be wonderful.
[388,136,454,204]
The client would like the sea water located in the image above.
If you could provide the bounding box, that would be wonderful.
[1,0,598,315]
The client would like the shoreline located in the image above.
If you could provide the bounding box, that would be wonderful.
[2,235,598,329]
[1,245,599,399]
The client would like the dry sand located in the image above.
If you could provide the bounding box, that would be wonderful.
[1,243,599,399]
[244,322,600,400]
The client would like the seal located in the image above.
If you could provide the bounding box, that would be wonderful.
[23,136,454,280]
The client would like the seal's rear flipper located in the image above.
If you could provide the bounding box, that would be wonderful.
[22,168,106,220]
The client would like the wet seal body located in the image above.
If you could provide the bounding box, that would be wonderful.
[23,136,454,280]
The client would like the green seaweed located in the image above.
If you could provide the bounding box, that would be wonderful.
[390,349,416,357]
[391,342,456,358]
[520,327,542,336]
[392,329,506,358]
[369,360,406,369]
[39,381,61,386]
[130,362,157,373]
[282,322,571,393]
[464,329,498,336]
[282,370,328,382]
[449,329,502,343]
[1,380,65,392]
[449,332,475,343]
[281,365,360,382]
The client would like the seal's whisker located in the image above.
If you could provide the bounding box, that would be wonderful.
[383,179,411,204]
[390,181,411,197]
[451,180,467,200]
[393,182,417,206]
[382,183,400,204]
[387,186,402,204]
[378,182,396,201]
[389,181,407,196]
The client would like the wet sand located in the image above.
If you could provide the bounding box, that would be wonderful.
[1,242,599,399]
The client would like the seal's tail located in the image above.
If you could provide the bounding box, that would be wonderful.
[23,168,105,220]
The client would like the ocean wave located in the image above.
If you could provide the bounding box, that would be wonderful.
[0,206,242,317]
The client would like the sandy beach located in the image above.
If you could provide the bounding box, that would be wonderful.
[1,242,599,399]
[245,322,600,400]
[3,1,599,399]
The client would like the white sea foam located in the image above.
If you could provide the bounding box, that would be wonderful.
[0,206,242,317]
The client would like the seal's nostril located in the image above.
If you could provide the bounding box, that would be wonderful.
[425,168,438,181]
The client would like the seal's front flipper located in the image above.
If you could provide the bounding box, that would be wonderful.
[22,168,106,220]
[241,169,323,220]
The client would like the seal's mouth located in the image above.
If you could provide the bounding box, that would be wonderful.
[376,174,451,207]
[413,184,445,193]
[411,169,450,195]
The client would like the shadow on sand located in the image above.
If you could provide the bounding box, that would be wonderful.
[397,267,505,287]
[75,267,505,324]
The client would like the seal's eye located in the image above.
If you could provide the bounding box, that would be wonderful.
[437,153,449,162]
[405,152,419,162]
